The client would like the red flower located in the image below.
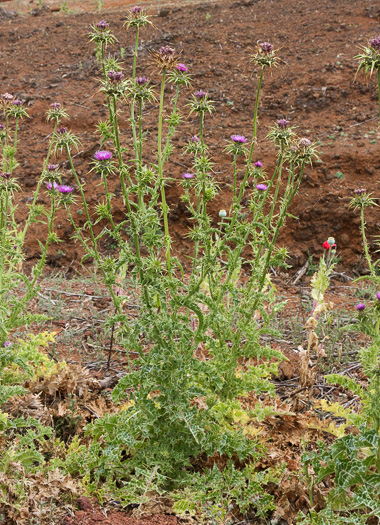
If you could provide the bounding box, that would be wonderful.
[323,241,330,250]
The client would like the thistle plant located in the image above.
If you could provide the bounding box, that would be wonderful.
[355,35,380,125]
[54,16,320,510]
[0,98,69,343]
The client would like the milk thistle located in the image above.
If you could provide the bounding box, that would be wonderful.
[355,35,380,124]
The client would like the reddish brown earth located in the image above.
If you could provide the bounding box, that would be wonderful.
[0,0,379,275]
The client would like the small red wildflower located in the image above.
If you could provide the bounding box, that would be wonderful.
[323,241,330,250]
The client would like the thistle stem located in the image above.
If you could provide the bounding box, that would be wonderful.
[157,68,172,279]
[21,119,59,242]
[246,67,265,171]
[130,29,140,169]
[360,205,374,276]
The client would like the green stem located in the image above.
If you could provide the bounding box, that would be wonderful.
[246,67,265,171]
[13,117,19,151]
[130,29,140,169]
[360,205,374,276]
[101,41,115,137]
[157,68,172,278]
[21,119,59,242]
[112,96,150,306]
[233,154,237,200]
[65,145,121,312]
[163,85,180,164]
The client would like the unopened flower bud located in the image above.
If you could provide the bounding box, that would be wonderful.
[219,209,227,217]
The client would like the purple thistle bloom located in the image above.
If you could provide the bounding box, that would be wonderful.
[299,137,311,148]
[3,341,12,347]
[256,183,268,191]
[12,100,23,106]
[46,181,59,190]
[50,102,61,110]
[160,46,175,56]
[94,150,112,161]
[58,185,74,194]
[108,70,124,83]
[2,93,14,102]
[259,41,274,53]
[195,90,207,99]
[1,172,11,180]
[176,63,188,73]
[376,291,380,300]
[191,135,200,143]
[131,5,142,14]
[231,134,247,143]
[370,36,380,51]
[182,173,194,179]
[354,188,366,195]
[57,126,68,134]
[277,119,290,129]
[96,20,109,30]
[254,161,263,168]
[356,303,366,311]
[47,164,59,171]
[0,124,5,130]
[227,342,233,347]
[136,76,148,85]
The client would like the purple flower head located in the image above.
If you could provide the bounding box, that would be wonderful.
[299,137,311,148]
[131,5,142,15]
[182,172,194,179]
[195,90,207,99]
[227,342,233,348]
[108,70,124,83]
[160,46,175,56]
[136,76,148,85]
[50,102,61,110]
[3,341,12,348]
[2,93,14,102]
[46,181,59,190]
[277,119,290,129]
[57,126,68,134]
[259,41,274,54]
[94,150,112,161]
[376,291,380,300]
[58,185,74,194]
[356,303,366,312]
[1,172,11,180]
[0,124,5,130]
[96,20,109,30]
[176,63,188,73]
[254,161,263,168]
[256,183,268,191]
[191,135,200,143]
[12,100,23,106]
[354,188,366,195]
[231,134,247,143]
[370,36,380,51]
[47,164,59,171]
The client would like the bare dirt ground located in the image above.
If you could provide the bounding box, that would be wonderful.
[1,0,379,523]
[0,0,379,275]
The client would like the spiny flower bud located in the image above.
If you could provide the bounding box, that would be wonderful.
[2,93,14,103]
[94,150,112,161]
[254,161,263,168]
[370,36,380,51]
[182,173,194,179]
[191,135,200,143]
[96,20,109,30]
[12,100,23,106]
[354,188,366,195]
[131,5,142,15]
[256,183,268,191]
[50,102,61,110]
[47,164,59,171]
[1,172,11,180]
[57,126,68,134]
[219,209,227,217]
[277,119,290,129]
[149,46,179,70]
[176,63,188,73]
[356,303,366,311]
[58,184,74,194]
[108,70,124,83]
[259,41,274,54]
[195,90,207,99]
[136,76,148,85]
[231,135,247,143]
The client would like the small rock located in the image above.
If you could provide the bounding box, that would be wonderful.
[77,497,93,512]
[158,7,170,17]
